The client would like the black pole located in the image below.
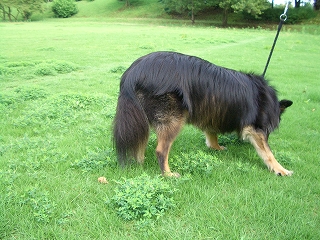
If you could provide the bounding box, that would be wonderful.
[262,19,284,77]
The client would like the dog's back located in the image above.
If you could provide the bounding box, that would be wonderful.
[120,51,280,134]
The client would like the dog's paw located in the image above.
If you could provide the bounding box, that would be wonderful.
[206,142,226,150]
[275,169,293,176]
[163,171,181,178]
[216,145,226,150]
[205,139,226,150]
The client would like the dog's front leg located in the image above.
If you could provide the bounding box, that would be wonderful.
[241,126,293,176]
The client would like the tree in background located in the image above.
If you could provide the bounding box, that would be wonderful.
[189,0,218,24]
[0,0,43,21]
[161,0,218,23]
[294,0,301,8]
[18,0,43,20]
[314,0,320,10]
[0,0,12,21]
[219,0,269,26]
[161,0,271,26]
[118,0,140,7]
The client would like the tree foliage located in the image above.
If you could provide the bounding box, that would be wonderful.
[161,0,215,15]
[161,0,270,25]
[161,0,218,23]
[219,0,269,26]
[0,0,43,21]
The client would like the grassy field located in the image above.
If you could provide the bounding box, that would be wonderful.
[1,18,320,239]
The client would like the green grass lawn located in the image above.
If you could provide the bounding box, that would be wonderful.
[0,19,320,239]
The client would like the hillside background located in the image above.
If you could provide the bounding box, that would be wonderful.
[1,0,319,27]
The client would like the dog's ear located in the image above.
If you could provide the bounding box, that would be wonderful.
[279,99,293,114]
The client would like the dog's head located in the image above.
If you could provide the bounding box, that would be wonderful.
[264,99,293,139]
[279,99,293,114]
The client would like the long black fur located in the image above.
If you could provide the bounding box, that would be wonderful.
[113,51,291,166]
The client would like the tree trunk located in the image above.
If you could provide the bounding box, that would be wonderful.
[8,6,12,21]
[222,8,228,27]
[0,5,5,20]
[315,0,320,10]
[191,0,195,24]
[295,0,301,8]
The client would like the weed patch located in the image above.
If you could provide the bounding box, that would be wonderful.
[0,94,16,106]
[59,94,105,110]
[53,60,79,74]
[71,148,116,172]
[35,63,58,76]
[0,66,15,76]
[109,65,127,74]
[14,87,47,101]
[4,136,67,173]
[218,134,243,146]
[35,60,79,76]
[171,150,221,175]
[0,169,19,199]
[111,174,176,221]
[12,94,106,133]
[1,60,79,77]
[19,187,56,223]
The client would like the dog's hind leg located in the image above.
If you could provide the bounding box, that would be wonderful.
[135,139,148,164]
[241,126,293,176]
[155,118,184,177]
[204,131,225,150]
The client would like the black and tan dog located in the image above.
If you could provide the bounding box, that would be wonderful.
[113,51,293,177]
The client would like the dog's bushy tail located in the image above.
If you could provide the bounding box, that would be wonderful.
[113,92,149,166]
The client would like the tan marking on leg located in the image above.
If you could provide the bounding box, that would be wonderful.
[135,137,148,164]
[156,138,172,173]
[242,126,293,176]
[156,134,180,178]
[155,116,185,177]
[136,146,146,164]
[204,131,225,150]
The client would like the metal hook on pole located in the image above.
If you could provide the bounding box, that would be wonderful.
[280,1,290,21]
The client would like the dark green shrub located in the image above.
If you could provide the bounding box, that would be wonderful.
[243,5,317,24]
[0,66,14,76]
[52,0,78,18]
[261,7,283,22]
[34,63,57,76]
[287,4,317,24]
[34,60,78,76]
[53,61,78,74]
[14,88,47,101]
